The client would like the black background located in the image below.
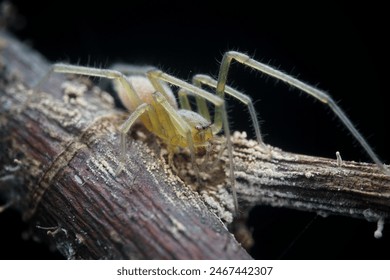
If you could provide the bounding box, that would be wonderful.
[1,0,389,259]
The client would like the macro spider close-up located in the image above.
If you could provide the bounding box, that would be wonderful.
[37,50,388,215]
[1,1,389,261]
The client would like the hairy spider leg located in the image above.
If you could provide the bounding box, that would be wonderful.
[179,73,266,179]
[177,89,192,111]
[48,64,143,107]
[177,88,212,124]
[109,64,157,76]
[216,51,389,175]
[147,69,239,213]
[192,74,265,148]
[97,64,157,94]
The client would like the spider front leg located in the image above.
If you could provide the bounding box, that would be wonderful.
[216,51,389,175]
[147,70,239,213]
[192,74,265,148]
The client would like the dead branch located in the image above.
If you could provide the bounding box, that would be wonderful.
[1,31,389,259]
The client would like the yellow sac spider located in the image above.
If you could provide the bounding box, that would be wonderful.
[42,51,388,214]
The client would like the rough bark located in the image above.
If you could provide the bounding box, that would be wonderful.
[1,31,389,259]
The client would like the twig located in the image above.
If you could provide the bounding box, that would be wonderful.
[1,31,389,259]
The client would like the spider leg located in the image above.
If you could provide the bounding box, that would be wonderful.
[167,147,179,174]
[177,88,211,121]
[177,89,192,110]
[109,64,156,76]
[116,103,151,175]
[192,74,265,148]
[200,137,227,171]
[195,94,211,122]
[216,51,389,175]
[151,91,201,181]
[44,64,143,108]
[98,64,156,92]
[147,70,239,213]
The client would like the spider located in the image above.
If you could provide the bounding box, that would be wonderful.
[42,51,388,214]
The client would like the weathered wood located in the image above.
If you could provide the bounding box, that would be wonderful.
[0,32,251,259]
[230,134,390,221]
[1,31,390,259]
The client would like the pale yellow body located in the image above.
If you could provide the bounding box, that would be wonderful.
[115,76,213,149]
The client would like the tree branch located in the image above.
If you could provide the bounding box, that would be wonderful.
[1,31,389,259]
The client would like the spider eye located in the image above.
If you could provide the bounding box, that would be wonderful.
[195,123,212,130]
